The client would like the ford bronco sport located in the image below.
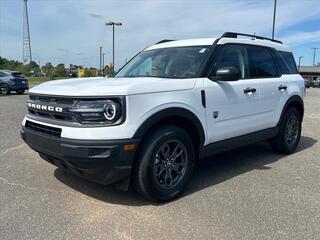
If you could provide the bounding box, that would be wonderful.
[21,32,304,201]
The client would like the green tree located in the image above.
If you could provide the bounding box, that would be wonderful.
[41,62,54,78]
[84,68,94,77]
[29,61,39,69]
[0,56,23,70]
[104,64,115,77]
[53,63,68,77]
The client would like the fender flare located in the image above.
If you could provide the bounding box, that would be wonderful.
[133,107,205,146]
[278,95,304,125]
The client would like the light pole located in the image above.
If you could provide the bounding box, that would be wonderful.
[272,0,277,39]
[298,56,303,71]
[312,47,319,66]
[99,46,102,75]
[105,21,122,74]
[102,53,106,75]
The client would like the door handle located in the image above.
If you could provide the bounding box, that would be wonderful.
[278,85,287,91]
[243,87,256,94]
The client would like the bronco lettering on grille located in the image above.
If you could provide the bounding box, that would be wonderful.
[27,102,63,112]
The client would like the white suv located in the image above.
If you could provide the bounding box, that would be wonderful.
[21,32,304,201]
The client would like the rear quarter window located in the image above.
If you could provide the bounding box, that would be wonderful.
[276,51,298,74]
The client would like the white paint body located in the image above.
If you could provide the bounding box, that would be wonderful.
[23,37,304,145]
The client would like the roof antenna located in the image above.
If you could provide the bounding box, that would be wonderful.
[252,32,256,40]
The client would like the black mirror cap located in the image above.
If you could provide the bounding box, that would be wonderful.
[210,67,241,81]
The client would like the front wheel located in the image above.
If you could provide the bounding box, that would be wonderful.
[133,125,195,202]
[271,108,302,154]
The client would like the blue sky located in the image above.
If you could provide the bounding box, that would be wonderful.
[1,0,320,69]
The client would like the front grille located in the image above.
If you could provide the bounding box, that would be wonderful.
[28,109,73,121]
[27,95,76,122]
[26,120,62,138]
[27,94,122,125]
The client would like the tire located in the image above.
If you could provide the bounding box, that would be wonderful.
[16,89,25,94]
[270,107,302,154]
[133,125,195,202]
[0,84,10,95]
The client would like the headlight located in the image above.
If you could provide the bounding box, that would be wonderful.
[70,99,122,124]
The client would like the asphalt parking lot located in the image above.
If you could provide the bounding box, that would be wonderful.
[0,88,320,240]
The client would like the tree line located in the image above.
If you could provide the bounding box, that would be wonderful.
[0,56,114,78]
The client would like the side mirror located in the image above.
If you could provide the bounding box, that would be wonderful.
[210,67,240,81]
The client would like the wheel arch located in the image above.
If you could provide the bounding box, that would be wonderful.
[133,107,206,154]
[278,95,304,125]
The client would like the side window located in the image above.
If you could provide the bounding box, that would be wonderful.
[249,46,278,77]
[211,45,250,79]
[279,51,298,74]
[0,72,6,77]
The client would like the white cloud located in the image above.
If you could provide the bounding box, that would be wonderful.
[281,31,320,45]
[1,0,320,67]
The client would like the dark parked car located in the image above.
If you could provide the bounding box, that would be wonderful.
[0,70,29,95]
[304,78,311,88]
[314,78,320,88]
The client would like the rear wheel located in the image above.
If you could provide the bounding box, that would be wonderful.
[271,107,301,154]
[16,89,25,94]
[133,125,195,202]
[0,84,10,95]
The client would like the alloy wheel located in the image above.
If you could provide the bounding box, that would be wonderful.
[285,114,299,145]
[153,140,188,189]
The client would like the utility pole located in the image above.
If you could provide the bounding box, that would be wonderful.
[105,21,122,74]
[272,0,277,40]
[99,46,102,75]
[312,47,319,66]
[298,56,303,71]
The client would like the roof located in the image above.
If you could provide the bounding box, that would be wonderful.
[146,38,218,50]
[0,70,21,73]
[146,37,291,52]
[299,66,320,73]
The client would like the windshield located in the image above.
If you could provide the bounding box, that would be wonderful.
[116,46,211,78]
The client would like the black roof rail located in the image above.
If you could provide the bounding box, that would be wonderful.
[221,32,283,44]
[156,39,175,44]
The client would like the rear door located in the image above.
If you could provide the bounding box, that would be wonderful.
[248,46,288,129]
[204,44,262,143]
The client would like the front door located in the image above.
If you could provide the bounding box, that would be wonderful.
[204,44,262,144]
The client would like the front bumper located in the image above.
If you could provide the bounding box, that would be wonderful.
[20,126,139,185]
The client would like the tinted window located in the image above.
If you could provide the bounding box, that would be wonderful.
[249,46,278,77]
[279,51,298,74]
[274,51,291,74]
[211,45,249,79]
[12,72,25,78]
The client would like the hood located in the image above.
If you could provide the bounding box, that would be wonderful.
[29,77,197,96]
